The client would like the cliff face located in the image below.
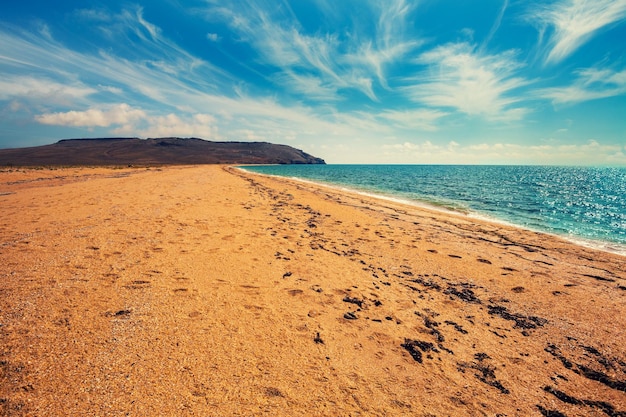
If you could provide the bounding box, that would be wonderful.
[0,137,326,166]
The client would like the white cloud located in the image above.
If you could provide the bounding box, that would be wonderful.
[260,24,380,100]
[481,0,509,50]
[7,100,25,112]
[113,113,219,139]
[273,70,340,101]
[529,0,626,65]
[203,0,420,101]
[0,12,230,107]
[380,139,625,165]
[235,129,266,141]
[0,76,96,104]
[539,67,626,105]
[206,33,220,42]
[34,102,220,139]
[74,8,113,22]
[35,104,146,127]
[404,42,530,121]
[377,109,448,131]
[98,85,124,95]
[367,0,421,88]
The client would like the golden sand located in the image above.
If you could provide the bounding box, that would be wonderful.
[1,165,625,416]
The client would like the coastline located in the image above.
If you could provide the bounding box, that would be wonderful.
[1,165,625,416]
[238,165,626,257]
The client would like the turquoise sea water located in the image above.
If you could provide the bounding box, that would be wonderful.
[240,165,626,255]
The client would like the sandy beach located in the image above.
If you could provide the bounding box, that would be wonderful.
[1,165,625,416]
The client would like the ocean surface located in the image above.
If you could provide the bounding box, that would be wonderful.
[240,165,626,255]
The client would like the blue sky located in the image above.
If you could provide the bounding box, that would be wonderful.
[1,0,625,164]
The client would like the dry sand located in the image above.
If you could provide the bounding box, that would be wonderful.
[1,165,625,416]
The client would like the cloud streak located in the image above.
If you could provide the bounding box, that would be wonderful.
[36,104,146,127]
[113,113,219,139]
[539,66,626,104]
[404,43,530,120]
[529,0,626,65]
[481,0,508,51]
[0,76,96,105]
[0,10,354,148]
[377,109,448,132]
[203,0,420,101]
[381,139,626,165]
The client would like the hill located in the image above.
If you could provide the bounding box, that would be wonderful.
[0,137,326,166]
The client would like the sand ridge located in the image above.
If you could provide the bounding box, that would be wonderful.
[1,165,625,416]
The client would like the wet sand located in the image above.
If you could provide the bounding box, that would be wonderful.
[1,165,625,416]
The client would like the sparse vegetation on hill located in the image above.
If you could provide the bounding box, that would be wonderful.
[0,137,326,166]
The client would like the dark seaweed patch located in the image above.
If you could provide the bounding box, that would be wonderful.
[401,341,423,363]
[545,344,626,393]
[544,386,626,416]
[543,386,581,405]
[576,365,626,393]
[458,359,509,395]
[409,276,442,291]
[444,285,481,303]
[444,320,468,334]
[487,305,547,329]
[401,339,439,363]
[419,313,445,343]
[342,296,363,308]
[105,309,131,317]
[545,344,573,369]
[582,274,615,282]
[582,345,601,356]
[536,405,567,417]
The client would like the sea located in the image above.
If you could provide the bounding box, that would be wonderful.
[240,165,626,256]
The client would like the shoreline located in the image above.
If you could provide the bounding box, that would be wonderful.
[1,165,625,416]
[237,166,626,257]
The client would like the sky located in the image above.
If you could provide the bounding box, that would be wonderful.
[1,0,625,165]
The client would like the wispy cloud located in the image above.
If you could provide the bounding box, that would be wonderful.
[203,0,419,101]
[539,66,626,104]
[0,10,228,107]
[381,139,626,165]
[73,8,112,23]
[272,70,341,101]
[481,0,509,51]
[36,105,221,139]
[113,113,219,139]
[528,0,626,65]
[0,9,351,145]
[404,42,530,121]
[36,103,146,127]
[0,76,96,106]
[367,0,420,88]
[377,109,448,132]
